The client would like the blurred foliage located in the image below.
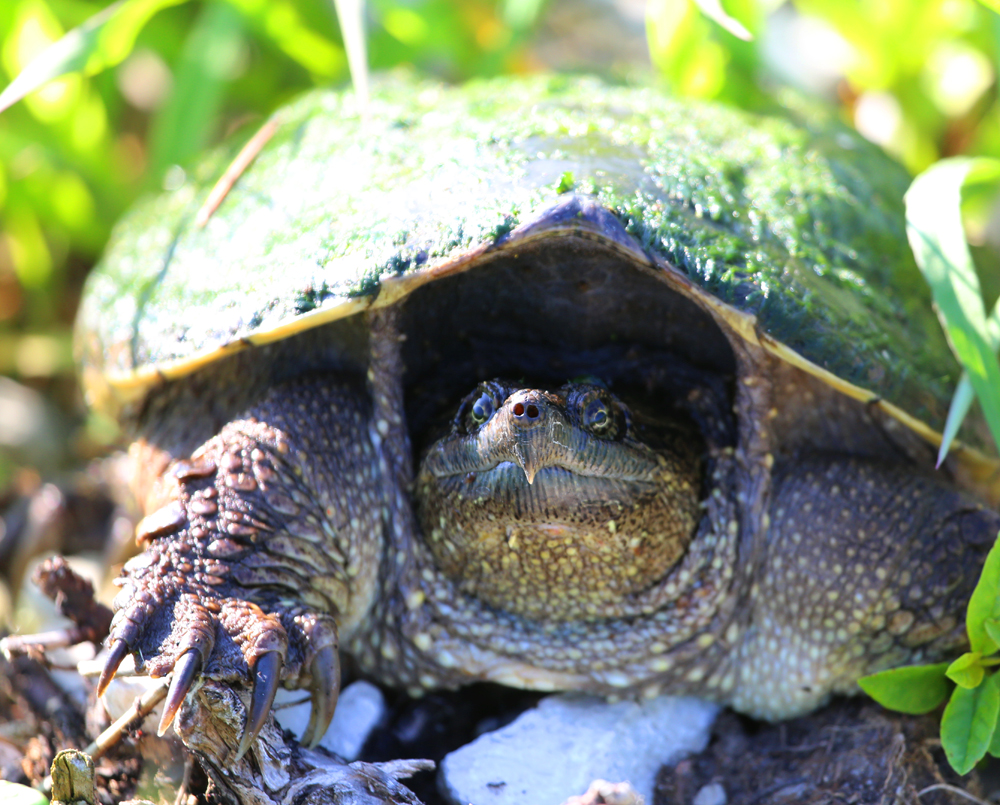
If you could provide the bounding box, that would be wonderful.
[0,0,547,363]
[0,0,556,488]
[648,0,1000,174]
[0,0,998,491]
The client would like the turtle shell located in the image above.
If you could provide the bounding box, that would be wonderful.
[75,75,997,490]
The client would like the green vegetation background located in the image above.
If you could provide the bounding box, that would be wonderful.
[0,0,998,491]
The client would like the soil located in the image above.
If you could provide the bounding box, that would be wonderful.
[2,641,992,805]
[0,652,143,805]
[656,699,987,805]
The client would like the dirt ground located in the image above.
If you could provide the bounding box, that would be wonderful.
[1,634,991,805]
[656,700,989,805]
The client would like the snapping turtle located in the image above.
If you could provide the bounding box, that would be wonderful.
[77,76,1000,766]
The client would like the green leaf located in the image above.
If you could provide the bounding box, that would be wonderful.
[858,662,951,714]
[906,158,1000,456]
[693,0,752,40]
[992,5,1000,94]
[148,1,246,180]
[990,696,1000,757]
[937,288,1000,466]
[987,619,1000,649]
[966,158,1000,189]
[948,652,986,689]
[0,0,189,115]
[942,672,1000,775]
[967,533,1000,655]
[646,0,728,99]
[556,171,576,194]
[223,0,344,77]
[502,0,547,30]
[0,781,49,805]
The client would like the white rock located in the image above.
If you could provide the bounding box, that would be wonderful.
[440,694,718,805]
[693,782,727,805]
[274,680,386,760]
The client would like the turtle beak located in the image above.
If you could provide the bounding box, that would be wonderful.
[514,444,540,485]
[507,391,553,485]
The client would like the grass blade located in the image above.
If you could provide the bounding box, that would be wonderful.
[938,297,1000,465]
[148,1,245,180]
[693,0,752,40]
[331,0,368,117]
[938,377,976,467]
[906,158,1000,453]
[0,0,188,115]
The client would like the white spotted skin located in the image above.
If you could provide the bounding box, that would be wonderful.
[729,456,997,720]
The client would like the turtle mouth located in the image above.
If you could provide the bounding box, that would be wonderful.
[437,460,659,506]
[437,458,660,486]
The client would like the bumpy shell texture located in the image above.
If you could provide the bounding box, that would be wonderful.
[77,75,955,431]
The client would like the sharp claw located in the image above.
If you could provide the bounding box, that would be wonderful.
[301,646,340,748]
[158,650,202,736]
[97,639,130,697]
[235,651,282,762]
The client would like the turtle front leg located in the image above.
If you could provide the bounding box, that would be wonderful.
[100,373,388,757]
[731,455,1000,721]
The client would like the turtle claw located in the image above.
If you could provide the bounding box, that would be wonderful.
[97,638,130,697]
[235,651,283,761]
[302,645,340,748]
[158,650,202,736]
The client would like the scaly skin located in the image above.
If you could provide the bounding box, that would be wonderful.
[100,310,1000,758]
[102,375,381,750]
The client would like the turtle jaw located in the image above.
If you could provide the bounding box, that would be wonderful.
[416,381,704,622]
[430,460,667,524]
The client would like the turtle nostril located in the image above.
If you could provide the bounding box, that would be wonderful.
[511,400,542,422]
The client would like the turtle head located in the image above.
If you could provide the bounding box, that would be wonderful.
[421,379,659,487]
[415,379,704,622]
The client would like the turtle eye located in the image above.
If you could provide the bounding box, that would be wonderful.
[583,397,610,431]
[469,393,495,426]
